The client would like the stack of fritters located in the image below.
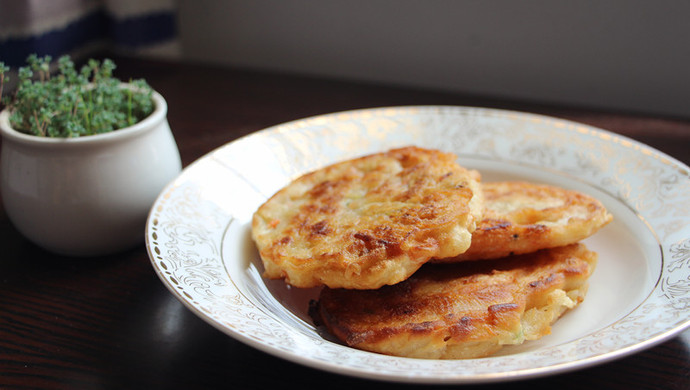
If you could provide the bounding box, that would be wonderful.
[251,146,612,359]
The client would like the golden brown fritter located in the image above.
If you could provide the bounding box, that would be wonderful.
[436,181,612,262]
[312,243,597,359]
[251,146,483,289]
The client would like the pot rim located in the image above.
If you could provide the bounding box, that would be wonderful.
[0,88,167,147]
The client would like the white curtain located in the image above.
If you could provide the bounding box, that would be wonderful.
[0,0,179,67]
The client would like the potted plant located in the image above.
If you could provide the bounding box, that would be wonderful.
[0,55,182,256]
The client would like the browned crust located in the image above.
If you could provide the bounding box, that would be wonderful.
[313,243,597,359]
[437,181,612,262]
[251,146,483,289]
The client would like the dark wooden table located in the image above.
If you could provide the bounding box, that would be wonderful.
[1,56,689,389]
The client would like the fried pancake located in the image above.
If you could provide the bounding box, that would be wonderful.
[436,181,612,262]
[312,243,596,359]
[251,146,483,289]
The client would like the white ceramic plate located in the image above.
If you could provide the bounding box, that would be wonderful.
[146,106,690,384]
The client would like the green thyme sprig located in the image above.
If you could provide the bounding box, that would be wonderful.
[0,62,9,105]
[0,54,153,138]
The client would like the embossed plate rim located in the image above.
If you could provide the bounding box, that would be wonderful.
[146,105,690,384]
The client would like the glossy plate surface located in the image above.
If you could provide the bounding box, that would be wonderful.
[146,106,690,384]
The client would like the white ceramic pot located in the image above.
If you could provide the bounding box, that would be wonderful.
[0,90,182,256]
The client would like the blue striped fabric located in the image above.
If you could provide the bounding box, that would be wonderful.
[0,7,177,67]
[110,11,176,49]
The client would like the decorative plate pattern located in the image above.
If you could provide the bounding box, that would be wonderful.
[146,106,690,384]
